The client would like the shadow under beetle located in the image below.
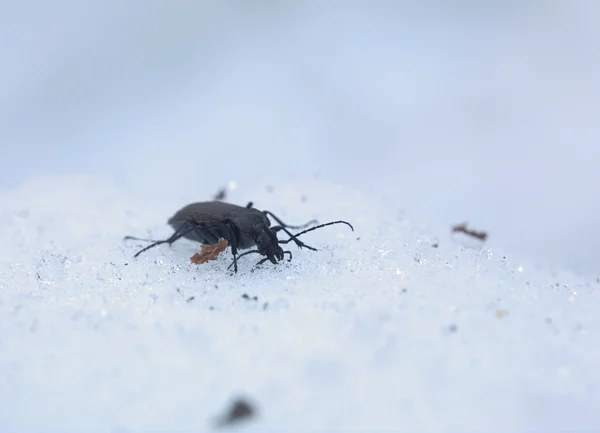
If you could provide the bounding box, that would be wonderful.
[124,201,353,272]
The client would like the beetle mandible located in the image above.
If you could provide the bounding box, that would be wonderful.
[124,201,353,272]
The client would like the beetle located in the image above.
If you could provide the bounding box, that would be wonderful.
[124,201,353,272]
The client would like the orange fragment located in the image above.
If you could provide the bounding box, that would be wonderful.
[190,238,229,265]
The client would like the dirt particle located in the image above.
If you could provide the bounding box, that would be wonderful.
[212,187,227,201]
[30,319,38,333]
[213,397,257,428]
[495,309,509,319]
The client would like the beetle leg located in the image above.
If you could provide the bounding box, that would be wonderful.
[251,251,292,270]
[223,223,240,273]
[228,249,292,271]
[272,226,318,251]
[131,220,199,257]
[227,249,260,270]
[130,219,228,259]
[254,257,270,268]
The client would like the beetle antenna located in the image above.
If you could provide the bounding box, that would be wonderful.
[263,210,318,230]
[278,220,353,245]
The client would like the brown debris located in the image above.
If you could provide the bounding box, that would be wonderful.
[452,222,488,241]
[190,239,228,265]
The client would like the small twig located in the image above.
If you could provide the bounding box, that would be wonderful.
[452,222,488,241]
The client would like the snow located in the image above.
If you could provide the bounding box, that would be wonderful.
[1,174,599,430]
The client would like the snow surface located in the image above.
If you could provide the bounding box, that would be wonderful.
[1,174,599,430]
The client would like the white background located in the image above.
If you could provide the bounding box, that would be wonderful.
[1,2,599,275]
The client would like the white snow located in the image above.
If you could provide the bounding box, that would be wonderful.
[1,175,599,430]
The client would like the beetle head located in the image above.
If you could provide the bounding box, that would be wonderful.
[253,223,284,264]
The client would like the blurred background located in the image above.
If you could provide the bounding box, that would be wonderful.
[1,1,598,276]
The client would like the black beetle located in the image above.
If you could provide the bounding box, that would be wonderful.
[124,201,353,272]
